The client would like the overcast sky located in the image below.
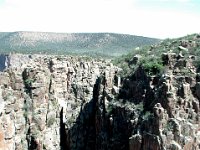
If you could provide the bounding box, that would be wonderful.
[0,0,199,38]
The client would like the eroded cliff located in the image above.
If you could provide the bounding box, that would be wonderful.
[0,54,119,150]
[0,53,199,150]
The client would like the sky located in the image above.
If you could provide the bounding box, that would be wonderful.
[0,0,200,39]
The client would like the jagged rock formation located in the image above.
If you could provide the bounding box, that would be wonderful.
[0,52,199,150]
[119,52,200,150]
[0,54,119,150]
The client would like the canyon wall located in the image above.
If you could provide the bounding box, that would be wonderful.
[0,53,199,150]
[0,54,119,150]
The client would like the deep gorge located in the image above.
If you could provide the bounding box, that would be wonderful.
[0,53,199,150]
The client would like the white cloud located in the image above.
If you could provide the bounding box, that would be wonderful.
[0,0,199,38]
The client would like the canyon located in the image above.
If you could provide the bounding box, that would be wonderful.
[0,52,199,150]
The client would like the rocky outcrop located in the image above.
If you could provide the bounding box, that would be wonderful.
[0,53,199,150]
[121,52,200,150]
[0,54,119,150]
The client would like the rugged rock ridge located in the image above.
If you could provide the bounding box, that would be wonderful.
[0,52,200,150]
[0,54,119,150]
[121,52,200,150]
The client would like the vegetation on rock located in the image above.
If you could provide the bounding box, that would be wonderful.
[113,33,200,77]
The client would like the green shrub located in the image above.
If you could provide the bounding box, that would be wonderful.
[47,117,56,127]
[142,111,152,120]
[194,57,200,69]
[24,78,35,86]
[143,61,164,75]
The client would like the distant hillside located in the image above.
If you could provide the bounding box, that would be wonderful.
[0,32,159,57]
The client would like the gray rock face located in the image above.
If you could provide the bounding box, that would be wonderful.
[0,54,119,150]
[123,52,200,150]
[0,53,199,150]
